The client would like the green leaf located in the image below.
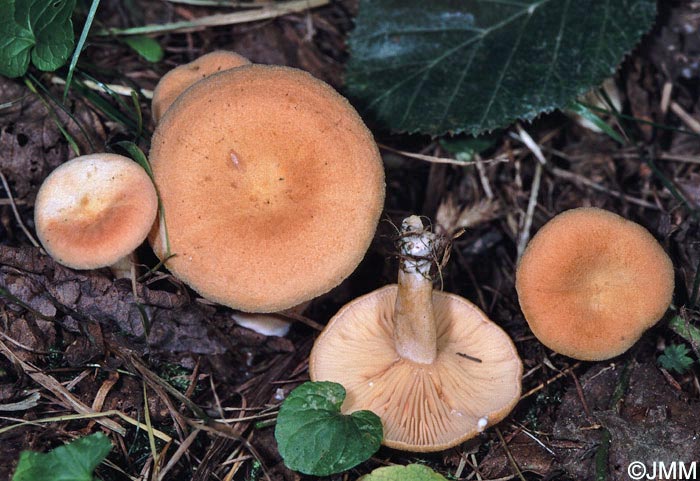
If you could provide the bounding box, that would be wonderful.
[124,36,164,63]
[0,0,76,78]
[0,4,34,78]
[12,432,112,481]
[658,344,695,374]
[275,381,383,476]
[358,464,449,481]
[668,315,700,352]
[346,0,657,136]
[439,135,496,162]
[567,101,625,144]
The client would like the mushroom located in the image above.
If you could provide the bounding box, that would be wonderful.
[149,64,385,313]
[34,153,158,270]
[515,207,675,361]
[151,50,251,123]
[309,216,522,452]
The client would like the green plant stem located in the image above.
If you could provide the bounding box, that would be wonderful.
[26,73,95,152]
[64,0,101,101]
[594,428,612,481]
[23,77,81,155]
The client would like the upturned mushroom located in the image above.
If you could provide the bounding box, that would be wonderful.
[516,207,675,361]
[34,153,158,270]
[151,50,251,123]
[309,216,522,452]
[149,64,385,313]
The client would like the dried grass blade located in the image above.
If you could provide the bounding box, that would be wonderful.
[100,0,329,36]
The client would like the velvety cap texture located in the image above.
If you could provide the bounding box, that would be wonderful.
[310,286,522,452]
[516,207,675,361]
[34,153,158,270]
[149,64,385,313]
[151,50,251,122]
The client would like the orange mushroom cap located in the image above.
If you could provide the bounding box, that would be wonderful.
[151,50,251,123]
[34,153,158,270]
[149,65,385,313]
[310,216,522,452]
[516,207,675,361]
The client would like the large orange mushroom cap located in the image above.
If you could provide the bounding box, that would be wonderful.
[151,50,251,123]
[516,207,675,361]
[34,153,158,270]
[149,65,385,313]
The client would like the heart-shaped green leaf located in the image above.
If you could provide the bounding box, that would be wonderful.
[358,464,449,481]
[12,432,112,481]
[0,0,76,78]
[346,0,657,136]
[124,36,164,63]
[275,381,383,476]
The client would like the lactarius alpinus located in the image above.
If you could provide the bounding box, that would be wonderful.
[310,216,522,452]
[34,153,157,271]
[151,50,251,123]
[516,207,674,361]
[149,65,385,313]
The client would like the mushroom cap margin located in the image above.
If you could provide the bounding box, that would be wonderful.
[151,50,251,123]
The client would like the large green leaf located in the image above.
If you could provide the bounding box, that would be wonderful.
[0,0,76,78]
[12,433,112,481]
[274,381,383,476]
[346,0,657,136]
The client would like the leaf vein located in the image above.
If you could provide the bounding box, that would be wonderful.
[537,0,570,104]
[365,0,552,110]
[477,7,535,129]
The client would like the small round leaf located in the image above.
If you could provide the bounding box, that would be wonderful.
[358,464,449,481]
[275,381,383,476]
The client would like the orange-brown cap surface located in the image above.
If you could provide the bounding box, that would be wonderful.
[516,207,675,361]
[35,153,158,270]
[309,286,522,452]
[149,65,385,313]
[151,50,251,123]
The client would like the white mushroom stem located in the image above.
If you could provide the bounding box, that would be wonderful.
[232,312,291,337]
[109,252,137,280]
[393,215,438,364]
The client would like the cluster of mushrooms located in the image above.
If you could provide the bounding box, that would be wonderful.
[33,51,675,453]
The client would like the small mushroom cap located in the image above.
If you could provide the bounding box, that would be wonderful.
[151,50,251,123]
[149,65,385,313]
[516,207,675,361]
[309,286,522,452]
[34,153,158,270]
